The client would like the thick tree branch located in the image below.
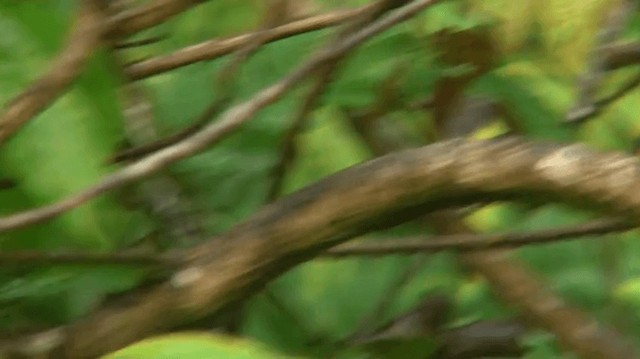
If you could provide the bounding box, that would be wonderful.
[51,138,640,358]
[0,0,104,145]
[0,0,444,233]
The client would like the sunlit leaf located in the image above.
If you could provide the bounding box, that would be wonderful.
[102,332,294,359]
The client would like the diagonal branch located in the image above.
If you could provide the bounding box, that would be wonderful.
[124,3,377,80]
[567,69,640,123]
[107,98,226,163]
[0,0,105,145]
[0,0,445,233]
[52,138,640,359]
[565,0,637,124]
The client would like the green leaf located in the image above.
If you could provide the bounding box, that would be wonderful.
[0,266,145,326]
[102,332,295,359]
[474,65,572,141]
[0,4,142,250]
[417,1,495,34]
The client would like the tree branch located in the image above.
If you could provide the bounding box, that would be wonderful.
[107,97,226,163]
[604,41,640,70]
[325,218,634,256]
[565,0,637,124]
[0,0,105,145]
[124,3,377,80]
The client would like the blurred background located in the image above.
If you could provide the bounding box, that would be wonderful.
[1,0,640,358]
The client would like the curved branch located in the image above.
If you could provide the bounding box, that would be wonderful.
[0,0,104,145]
[0,0,443,233]
[124,3,375,80]
[52,138,640,358]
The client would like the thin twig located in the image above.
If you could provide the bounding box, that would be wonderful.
[124,3,378,80]
[325,219,634,257]
[113,69,208,248]
[596,70,640,107]
[108,95,227,163]
[0,0,105,145]
[561,69,640,124]
[1,218,632,268]
[0,0,444,233]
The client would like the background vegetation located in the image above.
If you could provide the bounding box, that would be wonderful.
[1,0,640,358]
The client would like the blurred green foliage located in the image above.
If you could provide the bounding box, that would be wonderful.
[1,0,640,357]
